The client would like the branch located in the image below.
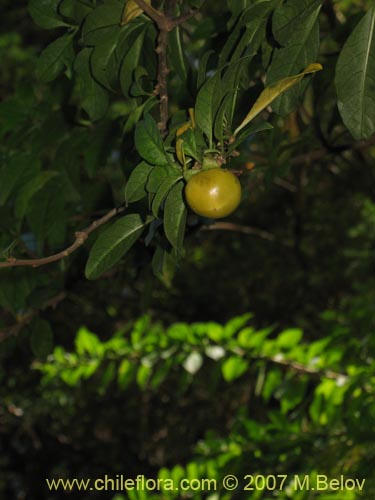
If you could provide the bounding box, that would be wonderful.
[133,0,169,29]
[0,205,126,269]
[200,222,292,246]
[290,134,375,166]
[259,354,348,382]
[0,292,66,342]
[133,0,198,135]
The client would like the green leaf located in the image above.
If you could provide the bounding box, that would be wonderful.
[169,26,188,82]
[234,63,322,135]
[135,114,169,166]
[197,49,214,89]
[151,173,182,218]
[118,359,135,389]
[90,26,122,89]
[125,162,152,203]
[82,0,124,45]
[85,214,153,280]
[36,33,74,83]
[221,2,271,66]
[0,154,41,206]
[221,356,249,382]
[266,0,323,115]
[195,70,222,146]
[75,327,103,356]
[75,48,109,121]
[228,121,273,152]
[214,93,233,144]
[272,0,323,45]
[120,26,147,97]
[335,7,375,140]
[163,181,187,250]
[146,166,168,193]
[276,328,303,349]
[30,319,54,359]
[15,172,58,219]
[58,0,93,24]
[29,0,69,29]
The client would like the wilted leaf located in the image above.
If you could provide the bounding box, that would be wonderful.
[234,63,322,135]
[121,0,151,24]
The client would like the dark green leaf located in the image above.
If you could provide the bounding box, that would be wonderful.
[273,0,322,45]
[90,26,121,89]
[152,173,182,218]
[82,0,123,45]
[125,162,152,203]
[74,48,109,121]
[15,172,58,219]
[227,121,273,152]
[266,0,322,115]
[135,114,169,165]
[214,93,233,144]
[58,0,93,24]
[197,49,214,89]
[163,181,187,250]
[0,154,41,206]
[85,214,153,279]
[195,70,222,146]
[36,33,74,83]
[120,27,147,97]
[29,0,69,29]
[146,167,166,193]
[169,27,188,82]
[335,7,375,140]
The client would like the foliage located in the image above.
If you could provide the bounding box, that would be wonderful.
[0,0,374,282]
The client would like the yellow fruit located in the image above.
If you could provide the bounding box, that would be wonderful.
[185,168,241,219]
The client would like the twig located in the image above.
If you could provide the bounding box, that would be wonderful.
[0,205,126,269]
[258,354,348,382]
[0,291,66,342]
[133,0,198,135]
[200,222,292,246]
[290,134,375,166]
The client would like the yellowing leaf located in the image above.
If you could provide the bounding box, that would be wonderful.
[121,0,151,25]
[176,122,191,137]
[234,63,322,136]
[188,107,195,128]
[176,138,186,166]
